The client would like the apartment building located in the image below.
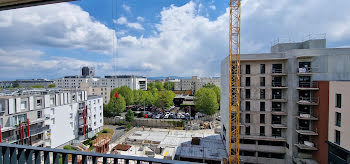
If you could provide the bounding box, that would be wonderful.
[0,89,103,148]
[174,76,220,93]
[54,68,147,91]
[0,79,54,88]
[221,39,350,164]
[80,82,110,104]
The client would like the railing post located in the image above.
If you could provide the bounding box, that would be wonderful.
[103,157,108,164]
[92,156,97,164]
[44,151,50,164]
[82,155,87,164]
[34,150,41,164]
[18,148,25,164]
[10,147,17,164]
[114,158,119,164]
[3,146,10,164]
[0,146,2,164]
[72,154,77,164]
[53,152,60,164]
[125,159,129,164]
[62,153,68,164]
[26,149,33,164]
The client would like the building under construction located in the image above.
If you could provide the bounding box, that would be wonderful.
[221,38,350,164]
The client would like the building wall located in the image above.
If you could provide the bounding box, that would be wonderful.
[220,56,230,156]
[328,81,350,151]
[86,97,104,133]
[313,81,330,164]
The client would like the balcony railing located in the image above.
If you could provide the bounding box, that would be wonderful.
[297,97,319,105]
[297,67,319,74]
[271,82,287,88]
[0,143,195,164]
[272,68,285,74]
[298,81,319,89]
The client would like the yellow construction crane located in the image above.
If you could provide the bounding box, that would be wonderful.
[228,0,241,164]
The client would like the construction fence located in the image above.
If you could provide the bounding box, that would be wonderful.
[104,117,185,128]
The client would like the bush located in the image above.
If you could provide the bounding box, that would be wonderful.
[63,145,76,151]
[126,122,133,131]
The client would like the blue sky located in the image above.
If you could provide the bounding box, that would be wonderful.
[0,0,350,80]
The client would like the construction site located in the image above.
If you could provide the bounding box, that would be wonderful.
[109,128,227,164]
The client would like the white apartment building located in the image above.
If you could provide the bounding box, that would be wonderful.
[174,76,220,93]
[0,89,103,148]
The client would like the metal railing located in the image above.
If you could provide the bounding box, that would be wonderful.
[271,82,287,87]
[0,143,196,164]
[298,97,319,104]
[298,81,318,88]
[271,108,282,112]
[272,68,284,74]
[272,95,287,100]
[297,67,319,73]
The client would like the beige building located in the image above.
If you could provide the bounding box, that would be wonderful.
[328,81,350,164]
[80,83,110,104]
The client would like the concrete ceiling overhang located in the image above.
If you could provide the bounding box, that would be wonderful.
[0,0,75,11]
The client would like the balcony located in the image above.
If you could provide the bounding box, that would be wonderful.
[297,82,319,90]
[30,126,49,136]
[0,143,193,164]
[295,141,318,151]
[297,97,319,105]
[271,95,287,102]
[297,67,318,76]
[271,68,287,76]
[271,124,287,129]
[240,133,286,142]
[296,113,318,121]
[296,127,318,136]
[271,82,288,89]
[271,109,287,116]
[240,144,286,153]
[240,156,285,164]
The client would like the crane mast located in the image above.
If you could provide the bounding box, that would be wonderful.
[228,0,241,163]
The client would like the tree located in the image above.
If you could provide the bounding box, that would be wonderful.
[133,89,146,106]
[155,90,176,109]
[147,82,155,90]
[48,84,56,88]
[163,82,174,90]
[155,81,164,91]
[194,88,218,115]
[125,109,134,123]
[111,86,134,106]
[105,95,126,117]
[203,84,220,103]
[31,85,44,88]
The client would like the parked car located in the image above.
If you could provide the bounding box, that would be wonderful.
[164,114,169,119]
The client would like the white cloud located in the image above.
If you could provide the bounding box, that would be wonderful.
[209,5,216,10]
[114,16,144,30]
[0,3,116,54]
[122,4,131,13]
[137,16,144,22]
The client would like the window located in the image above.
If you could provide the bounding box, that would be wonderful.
[260,89,265,99]
[260,114,265,124]
[20,101,27,110]
[245,89,250,99]
[336,112,341,127]
[50,98,54,105]
[245,77,250,87]
[260,64,265,74]
[260,77,265,86]
[94,122,96,126]
[246,65,251,74]
[94,114,96,119]
[260,126,265,136]
[246,101,250,111]
[36,99,42,107]
[51,118,55,124]
[245,126,250,135]
[335,130,340,145]
[260,102,265,111]
[336,94,342,108]
[272,128,281,137]
[245,114,250,123]
[100,119,102,123]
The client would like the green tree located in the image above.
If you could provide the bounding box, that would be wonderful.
[104,95,126,117]
[48,84,56,88]
[145,91,155,106]
[163,82,174,90]
[111,86,134,106]
[125,109,134,123]
[194,88,218,115]
[133,89,146,106]
[203,84,220,103]
[155,81,164,91]
[147,82,155,90]
[31,85,44,88]
[155,90,176,109]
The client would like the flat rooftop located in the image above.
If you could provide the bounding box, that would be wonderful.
[112,128,227,162]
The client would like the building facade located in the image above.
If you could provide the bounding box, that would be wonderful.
[80,83,110,104]
[0,89,103,148]
[221,39,350,164]
[0,79,54,88]
[174,76,220,93]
